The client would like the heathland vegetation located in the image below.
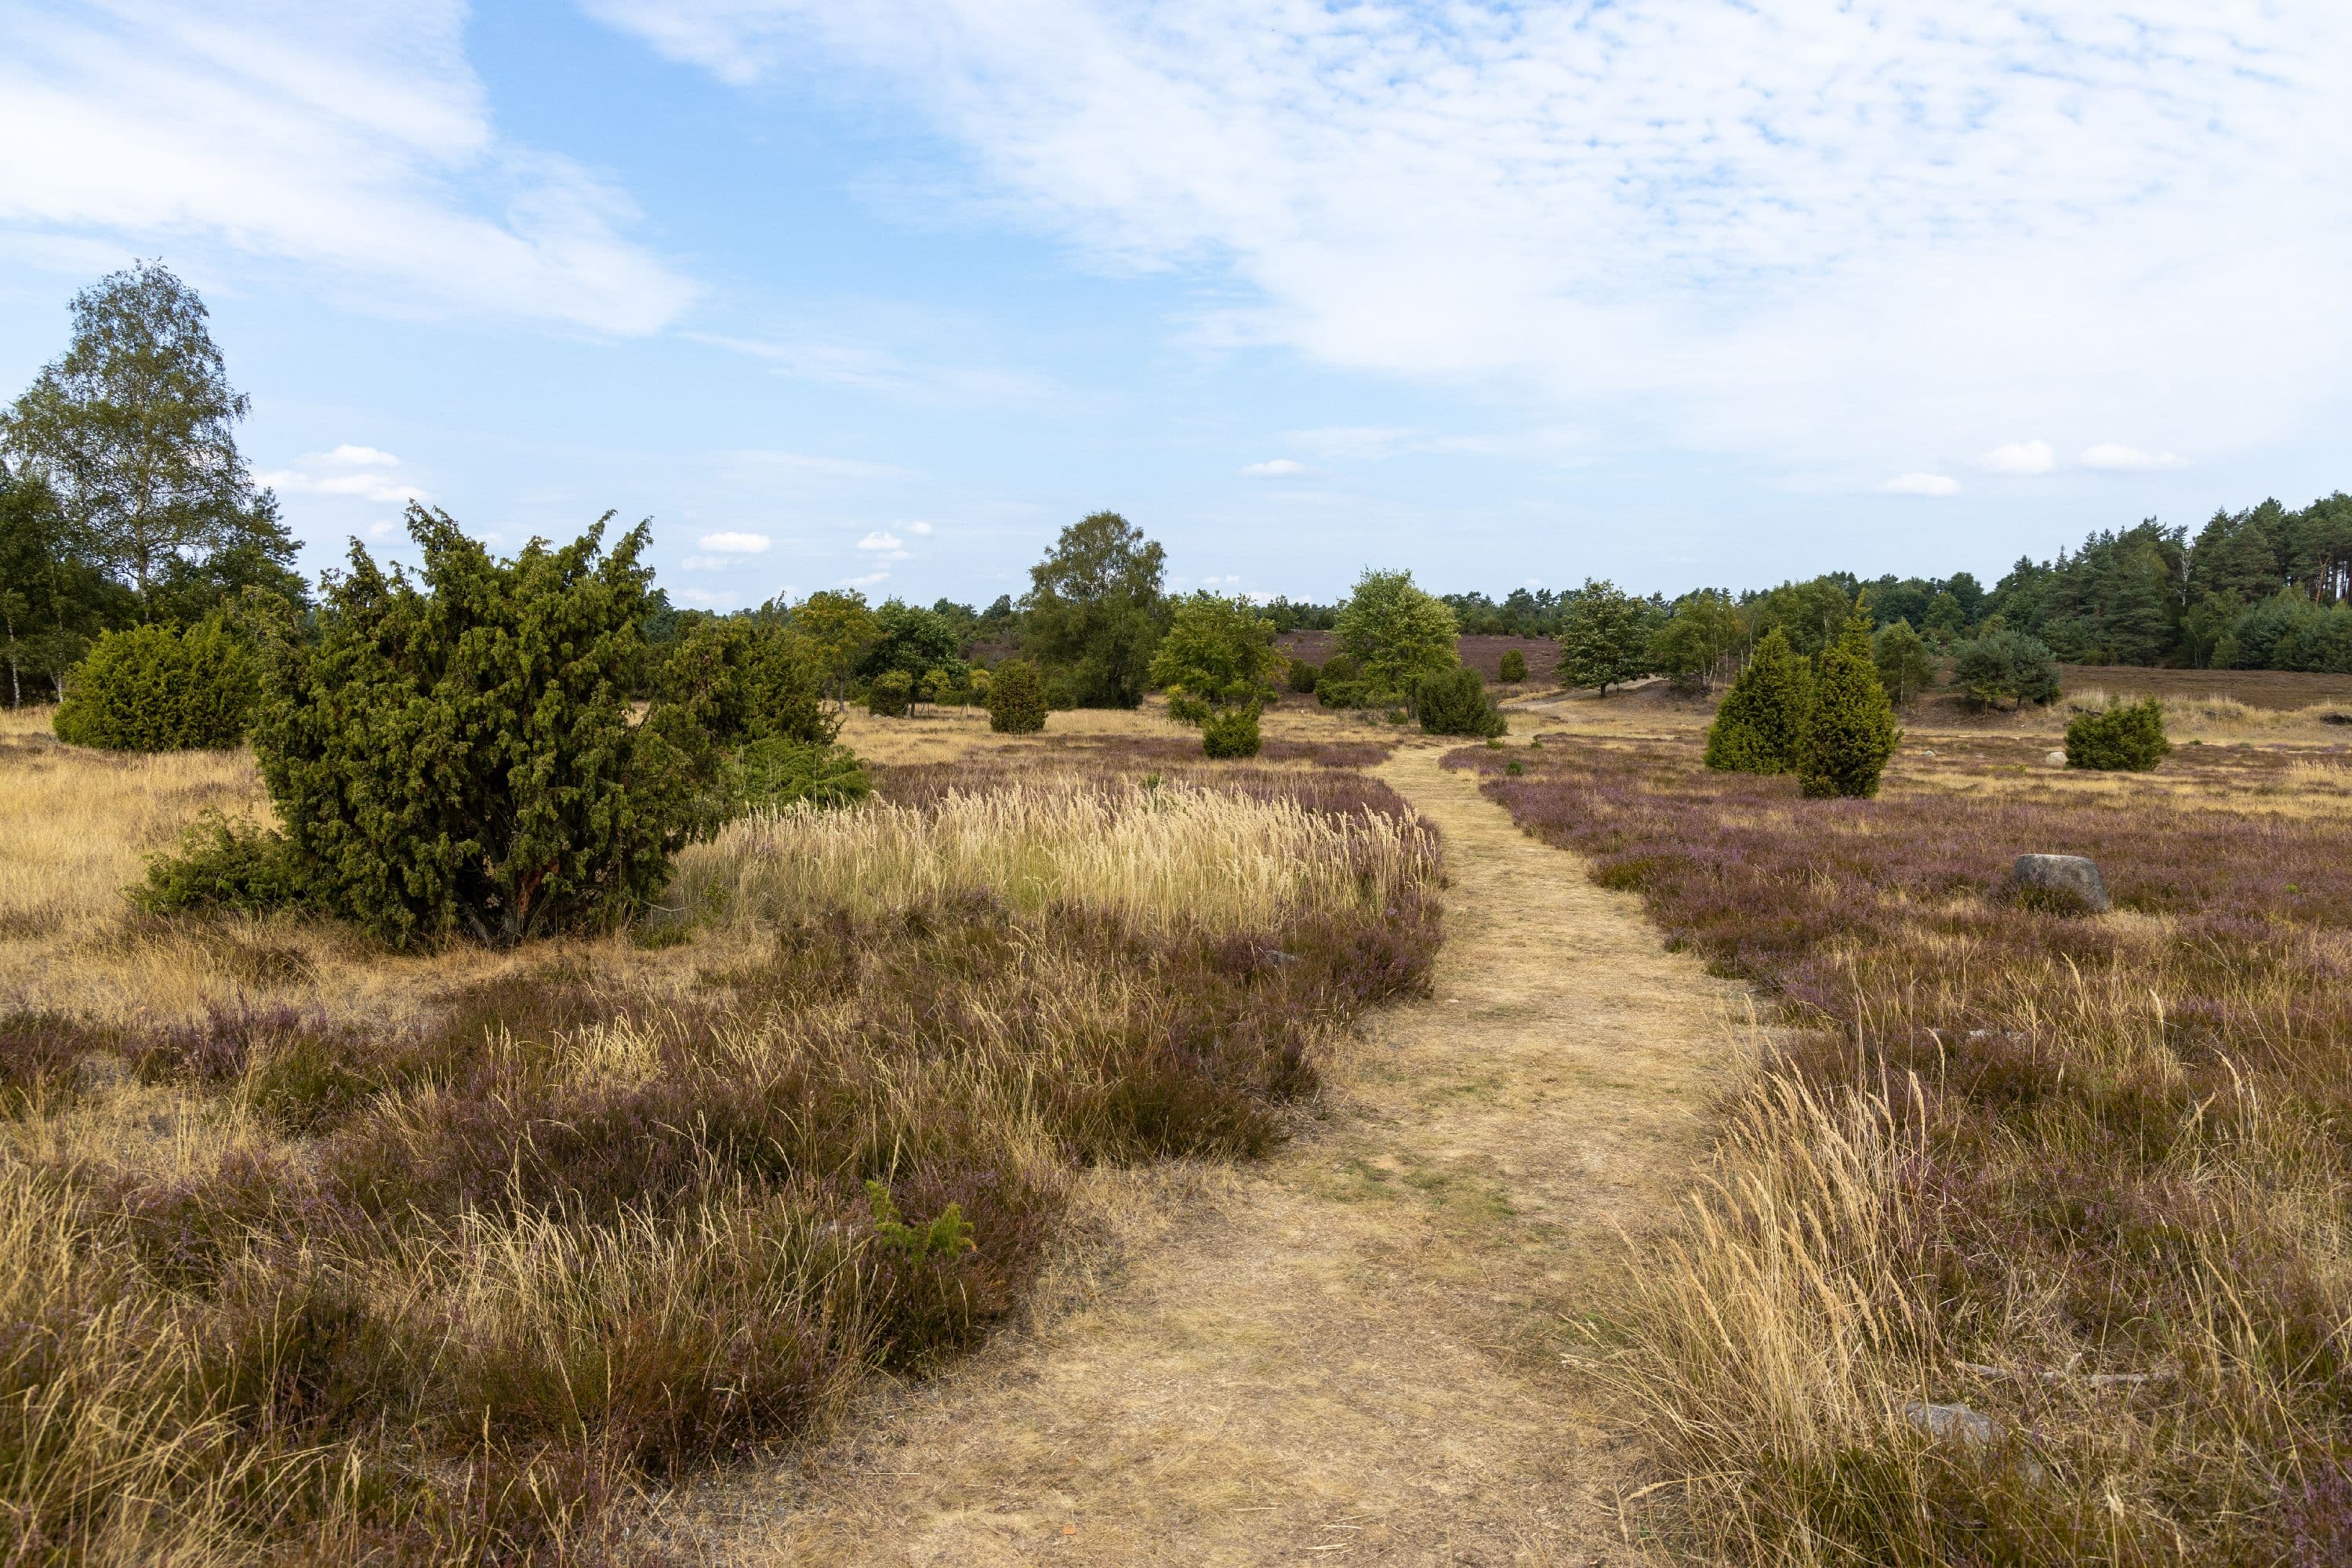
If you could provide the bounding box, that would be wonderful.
[9,260,2352,1564]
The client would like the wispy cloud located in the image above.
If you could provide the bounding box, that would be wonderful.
[593,2,2352,466]
[687,332,1048,402]
[1882,473,1961,499]
[844,569,891,588]
[2079,443,2184,470]
[857,529,909,558]
[695,531,771,553]
[1242,459,1308,477]
[0,1,692,332]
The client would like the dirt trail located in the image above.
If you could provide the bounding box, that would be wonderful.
[676,743,1742,1565]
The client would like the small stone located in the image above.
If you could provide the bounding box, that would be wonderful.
[1904,1399,1994,1446]
[2008,853,2110,914]
[2045,749,2067,765]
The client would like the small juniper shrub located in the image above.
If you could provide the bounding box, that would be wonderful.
[52,615,252,752]
[985,659,1049,734]
[734,737,870,811]
[134,812,313,916]
[1287,658,1320,695]
[1200,704,1262,759]
[1498,647,1527,684]
[1704,625,1812,774]
[1415,666,1507,738]
[866,669,913,718]
[2065,696,2170,771]
[1796,604,1900,799]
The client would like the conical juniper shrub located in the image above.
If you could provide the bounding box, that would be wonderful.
[1704,624,1812,773]
[2065,696,2170,771]
[1414,665,1508,737]
[1797,606,1901,798]
[1497,647,1527,684]
[144,506,721,946]
[52,615,250,750]
[866,669,913,717]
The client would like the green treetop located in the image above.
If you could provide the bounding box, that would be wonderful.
[1333,568,1458,703]
[1556,578,1655,695]
[1021,510,1167,707]
[1149,591,1283,716]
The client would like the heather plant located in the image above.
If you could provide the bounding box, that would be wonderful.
[0,760,1440,1560]
[1704,625,1810,773]
[146,506,717,946]
[52,615,250,750]
[985,658,1048,733]
[1451,735,2352,1565]
[1796,604,1898,798]
[1414,665,1507,737]
[2064,695,2169,771]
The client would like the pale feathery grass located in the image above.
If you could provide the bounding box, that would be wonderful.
[669,779,1436,936]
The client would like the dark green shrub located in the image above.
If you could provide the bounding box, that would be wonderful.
[1798,606,1900,798]
[867,670,913,717]
[135,811,311,914]
[985,659,1048,734]
[659,619,836,746]
[1952,628,2061,709]
[1497,648,1527,684]
[1414,666,1506,737]
[1287,658,1319,694]
[1200,704,1261,758]
[1705,626,1812,773]
[2066,697,2169,771]
[53,616,249,750]
[155,506,716,947]
[735,738,871,811]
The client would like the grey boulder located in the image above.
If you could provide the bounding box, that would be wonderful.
[2008,854,2110,913]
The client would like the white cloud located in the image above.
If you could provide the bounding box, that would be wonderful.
[0,2,692,332]
[679,587,741,606]
[1242,459,1307,477]
[1978,440,2055,476]
[907,520,934,535]
[593,2,2352,466]
[695,531,771,554]
[327,444,399,469]
[1882,473,1961,498]
[258,444,429,506]
[856,530,909,558]
[2079,443,2184,470]
[844,569,891,588]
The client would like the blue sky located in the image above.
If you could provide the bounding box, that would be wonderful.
[3,1,2348,609]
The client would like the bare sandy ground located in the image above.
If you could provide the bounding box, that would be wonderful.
[665,740,1744,1566]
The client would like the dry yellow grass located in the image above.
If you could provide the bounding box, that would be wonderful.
[670,780,1432,936]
